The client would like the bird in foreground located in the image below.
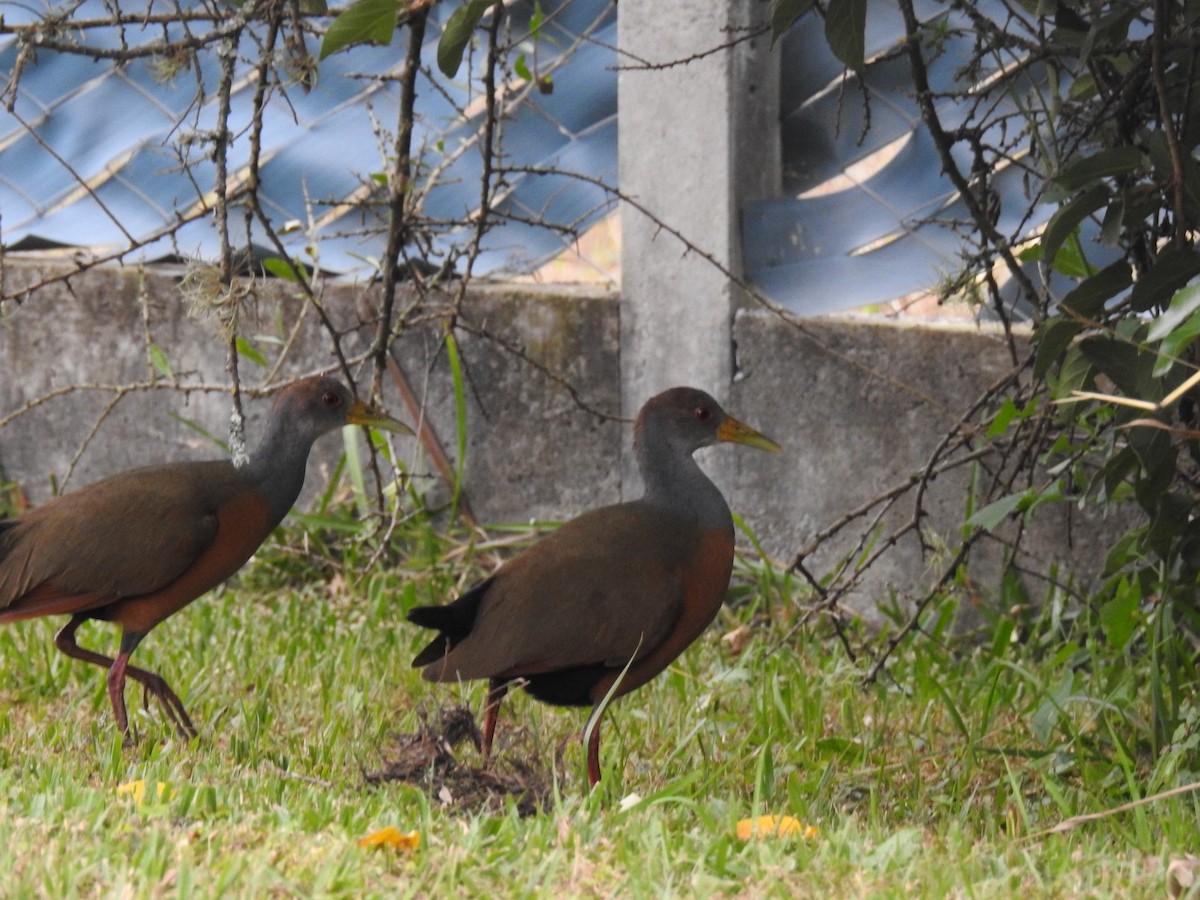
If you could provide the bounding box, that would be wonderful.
[0,375,410,738]
[408,386,781,787]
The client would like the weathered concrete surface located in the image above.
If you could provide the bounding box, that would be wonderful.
[725,309,1123,618]
[0,260,1126,617]
[0,263,619,525]
[379,282,622,523]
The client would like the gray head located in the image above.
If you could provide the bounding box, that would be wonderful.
[633,387,781,460]
[245,376,410,503]
[260,375,412,446]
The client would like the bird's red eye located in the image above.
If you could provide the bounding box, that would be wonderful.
[693,406,712,422]
[322,390,342,408]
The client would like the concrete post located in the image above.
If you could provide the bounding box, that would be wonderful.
[618,0,779,492]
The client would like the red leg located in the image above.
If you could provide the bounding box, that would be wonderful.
[583,704,604,788]
[54,616,197,739]
[481,678,509,763]
[106,647,132,736]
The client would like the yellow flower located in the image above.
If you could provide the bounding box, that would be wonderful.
[357,826,420,851]
[116,780,169,808]
[736,815,819,841]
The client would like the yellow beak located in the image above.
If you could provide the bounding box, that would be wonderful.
[716,415,782,453]
[346,399,414,436]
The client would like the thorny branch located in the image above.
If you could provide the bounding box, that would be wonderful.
[447,1,506,335]
[372,7,429,400]
[212,17,249,462]
[0,0,1142,685]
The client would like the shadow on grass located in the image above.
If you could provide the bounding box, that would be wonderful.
[365,703,554,817]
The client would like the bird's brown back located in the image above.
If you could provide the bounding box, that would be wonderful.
[0,460,250,619]
[423,501,734,684]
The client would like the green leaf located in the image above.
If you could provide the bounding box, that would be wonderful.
[1147,285,1200,345]
[1078,334,1151,398]
[824,0,866,71]
[752,742,775,809]
[1146,490,1190,553]
[1042,183,1109,271]
[262,257,300,282]
[437,0,495,78]
[1067,72,1097,101]
[986,396,1019,438]
[514,53,532,82]
[1030,671,1074,743]
[965,489,1035,533]
[1102,526,1144,576]
[1129,428,1175,508]
[1058,259,1132,320]
[342,427,369,518]
[1098,193,1125,247]
[235,337,269,368]
[1130,245,1200,312]
[1051,236,1094,278]
[989,615,1015,659]
[320,0,398,60]
[1052,146,1143,192]
[1053,343,1094,397]
[1148,284,1200,375]
[1099,446,1139,506]
[1099,579,1139,650]
[770,0,816,44]
[148,344,174,380]
[1033,316,1082,378]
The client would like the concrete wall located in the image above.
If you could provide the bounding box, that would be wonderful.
[618,0,779,483]
[0,260,1123,618]
[0,263,620,524]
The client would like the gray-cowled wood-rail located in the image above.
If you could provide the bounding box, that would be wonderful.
[408,386,781,787]
[0,375,409,738]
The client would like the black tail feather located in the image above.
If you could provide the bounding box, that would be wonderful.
[407,577,492,667]
[410,635,452,668]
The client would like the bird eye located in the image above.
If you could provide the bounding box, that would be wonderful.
[693,406,712,422]
[321,390,342,408]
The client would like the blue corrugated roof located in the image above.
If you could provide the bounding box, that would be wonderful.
[2,0,1080,314]
[0,0,618,277]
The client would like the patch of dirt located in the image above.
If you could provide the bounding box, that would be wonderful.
[365,704,554,816]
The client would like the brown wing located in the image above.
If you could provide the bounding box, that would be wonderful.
[0,460,240,620]
[432,502,699,681]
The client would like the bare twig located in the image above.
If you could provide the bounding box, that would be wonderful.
[614,23,770,72]
[895,0,1041,311]
[372,8,429,398]
[1020,779,1200,841]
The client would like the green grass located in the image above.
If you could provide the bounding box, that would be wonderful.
[0,518,1196,898]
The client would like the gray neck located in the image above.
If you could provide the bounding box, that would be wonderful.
[636,438,733,534]
[239,413,316,522]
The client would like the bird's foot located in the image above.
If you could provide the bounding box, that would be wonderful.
[135,675,198,740]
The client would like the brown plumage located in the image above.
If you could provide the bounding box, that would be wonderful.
[0,375,409,738]
[408,386,780,786]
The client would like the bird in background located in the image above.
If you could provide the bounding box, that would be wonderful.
[0,375,410,739]
[408,386,781,787]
